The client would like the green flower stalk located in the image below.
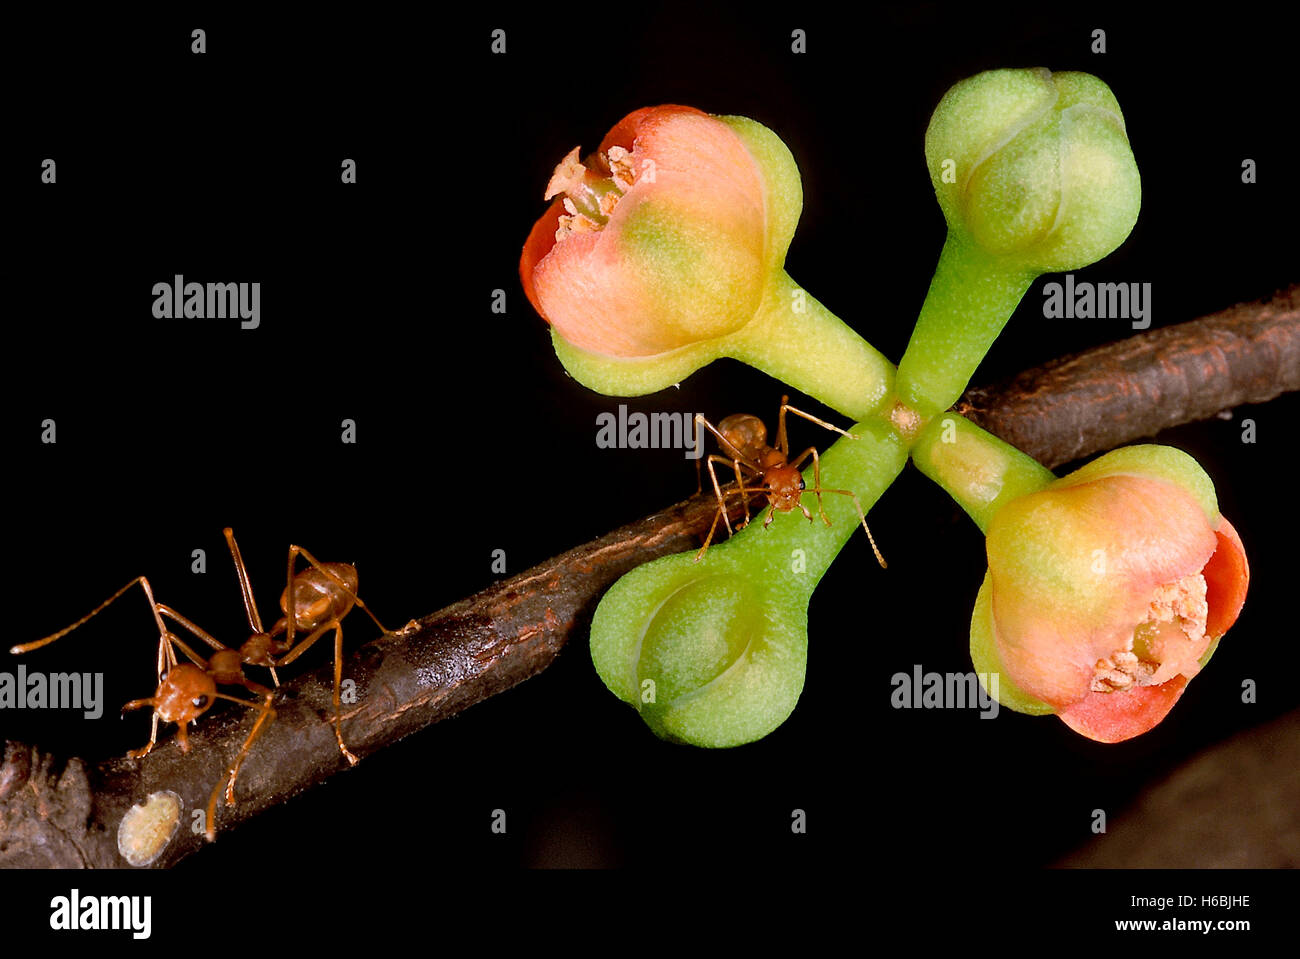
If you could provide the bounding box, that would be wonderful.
[910,413,1055,531]
[896,68,1141,419]
[590,420,907,746]
[521,105,894,421]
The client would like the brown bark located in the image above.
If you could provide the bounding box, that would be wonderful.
[3,286,1298,868]
[960,285,1299,468]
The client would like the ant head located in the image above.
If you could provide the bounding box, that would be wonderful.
[765,465,805,511]
[153,663,218,725]
[718,413,767,455]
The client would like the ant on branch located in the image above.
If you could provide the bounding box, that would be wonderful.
[693,395,887,567]
[12,530,395,839]
[10,576,277,841]
[218,527,393,767]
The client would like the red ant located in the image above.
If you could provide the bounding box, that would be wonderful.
[9,576,277,842]
[11,530,394,839]
[693,395,887,566]
[219,528,392,767]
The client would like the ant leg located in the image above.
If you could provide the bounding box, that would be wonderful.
[695,506,727,563]
[220,698,276,805]
[712,455,763,528]
[270,621,334,667]
[155,606,231,662]
[122,699,190,755]
[221,530,282,686]
[780,401,860,441]
[234,676,275,700]
[776,395,791,457]
[204,692,277,842]
[290,544,392,635]
[121,698,161,760]
[732,459,755,529]
[153,623,173,686]
[223,528,266,634]
[705,455,737,539]
[11,576,169,655]
[330,622,358,765]
[127,629,185,762]
[284,545,299,651]
[815,488,888,569]
[271,620,358,765]
[695,464,769,560]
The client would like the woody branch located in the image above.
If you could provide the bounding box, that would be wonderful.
[1,284,1296,868]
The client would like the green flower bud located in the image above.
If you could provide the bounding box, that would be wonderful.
[926,67,1140,272]
[897,68,1142,419]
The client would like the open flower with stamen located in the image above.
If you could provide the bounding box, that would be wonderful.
[521,105,893,421]
[968,445,1249,742]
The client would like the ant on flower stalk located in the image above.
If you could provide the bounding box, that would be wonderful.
[693,395,887,567]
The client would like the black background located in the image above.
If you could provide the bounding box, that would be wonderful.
[3,4,1296,942]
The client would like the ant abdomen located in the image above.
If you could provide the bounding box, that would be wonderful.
[717,413,766,455]
[281,563,358,628]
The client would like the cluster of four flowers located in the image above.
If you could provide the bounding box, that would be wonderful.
[519,69,1248,746]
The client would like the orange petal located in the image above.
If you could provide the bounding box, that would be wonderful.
[597,104,711,157]
[1057,676,1188,742]
[1203,515,1249,639]
[520,200,565,321]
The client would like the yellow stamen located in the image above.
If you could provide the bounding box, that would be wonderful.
[545,146,631,243]
[1089,572,1209,693]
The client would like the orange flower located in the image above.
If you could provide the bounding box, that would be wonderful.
[519,105,894,418]
[973,446,1249,742]
[521,105,771,357]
